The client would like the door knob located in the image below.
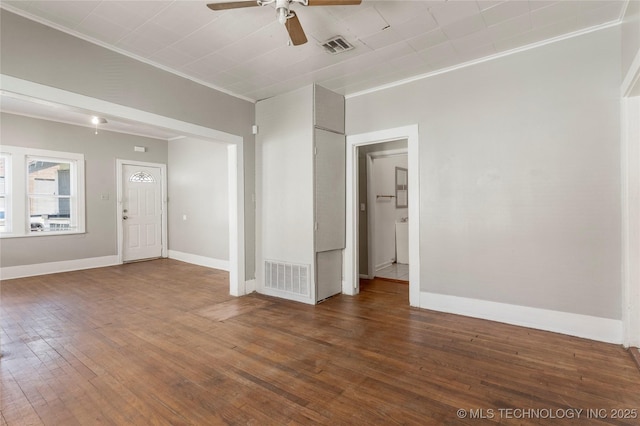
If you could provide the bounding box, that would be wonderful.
[123,216,128,220]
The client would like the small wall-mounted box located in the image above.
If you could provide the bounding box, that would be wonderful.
[134,146,147,152]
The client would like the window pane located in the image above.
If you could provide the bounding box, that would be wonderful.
[28,160,71,196]
[27,159,74,232]
[29,196,72,232]
[0,196,6,232]
[0,156,6,195]
[129,171,155,183]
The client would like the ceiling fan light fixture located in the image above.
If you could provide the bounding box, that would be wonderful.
[91,116,107,125]
[206,0,361,46]
[91,116,107,135]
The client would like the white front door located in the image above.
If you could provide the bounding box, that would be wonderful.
[122,164,163,262]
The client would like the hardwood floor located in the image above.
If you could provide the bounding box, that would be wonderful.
[1,259,639,425]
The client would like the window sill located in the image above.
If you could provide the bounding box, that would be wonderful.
[1,230,86,239]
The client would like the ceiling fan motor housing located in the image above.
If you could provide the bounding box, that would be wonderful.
[275,0,290,24]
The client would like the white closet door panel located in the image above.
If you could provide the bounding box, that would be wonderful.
[314,85,345,134]
[316,250,342,301]
[315,129,345,252]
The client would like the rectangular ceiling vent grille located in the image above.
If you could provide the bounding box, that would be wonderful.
[264,260,309,297]
[320,36,354,55]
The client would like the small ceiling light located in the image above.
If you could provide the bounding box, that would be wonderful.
[91,116,107,134]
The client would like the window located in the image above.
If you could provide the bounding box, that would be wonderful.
[129,171,155,183]
[27,158,74,232]
[0,146,85,237]
[0,154,10,233]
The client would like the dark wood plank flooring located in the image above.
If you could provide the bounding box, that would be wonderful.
[1,259,639,425]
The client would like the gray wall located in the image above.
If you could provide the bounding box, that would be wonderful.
[0,10,256,278]
[0,113,168,267]
[347,27,622,320]
[168,137,229,261]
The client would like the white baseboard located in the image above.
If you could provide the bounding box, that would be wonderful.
[420,292,623,344]
[168,250,229,271]
[0,255,120,280]
[245,279,256,294]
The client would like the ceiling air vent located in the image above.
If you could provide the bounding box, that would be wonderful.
[320,36,354,55]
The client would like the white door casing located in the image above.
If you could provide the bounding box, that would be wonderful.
[117,160,167,263]
[345,125,420,306]
[621,47,640,348]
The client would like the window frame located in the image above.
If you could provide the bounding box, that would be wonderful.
[0,153,11,233]
[0,146,85,238]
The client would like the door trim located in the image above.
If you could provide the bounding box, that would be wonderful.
[621,49,640,348]
[345,125,420,306]
[116,159,168,263]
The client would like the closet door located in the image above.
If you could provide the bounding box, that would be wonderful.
[314,128,345,252]
[316,250,342,301]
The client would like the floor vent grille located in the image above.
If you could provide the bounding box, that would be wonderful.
[264,260,309,296]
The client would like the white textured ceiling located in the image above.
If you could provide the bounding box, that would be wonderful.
[1,0,627,103]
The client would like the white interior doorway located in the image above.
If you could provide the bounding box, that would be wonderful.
[622,55,640,348]
[117,160,167,263]
[345,125,420,306]
[356,142,408,280]
[366,148,409,280]
[2,75,246,296]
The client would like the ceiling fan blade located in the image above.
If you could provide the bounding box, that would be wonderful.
[285,12,308,46]
[206,1,259,11]
[307,0,362,5]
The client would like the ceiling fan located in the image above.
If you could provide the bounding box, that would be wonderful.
[206,0,362,46]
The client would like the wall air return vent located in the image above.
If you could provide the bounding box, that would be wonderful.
[264,260,310,297]
[320,36,354,55]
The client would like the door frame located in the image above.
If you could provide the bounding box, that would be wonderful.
[116,159,168,263]
[345,125,420,306]
[621,49,640,348]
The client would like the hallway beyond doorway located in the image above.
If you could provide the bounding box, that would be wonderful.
[376,262,409,282]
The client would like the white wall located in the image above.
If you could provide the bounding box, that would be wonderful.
[372,155,408,269]
[346,27,621,321]
[255,86,315,298]
[168,137,229,266]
